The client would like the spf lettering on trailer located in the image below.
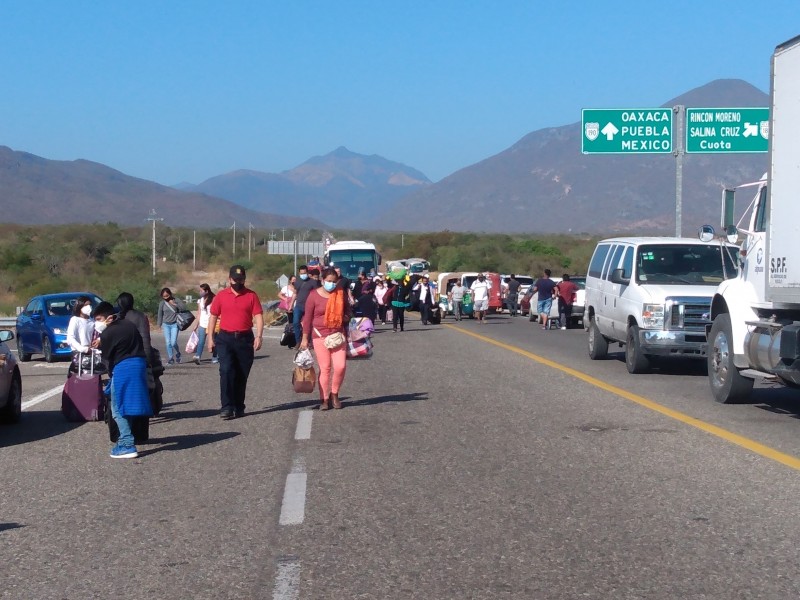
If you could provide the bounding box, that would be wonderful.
[771,256,788,284]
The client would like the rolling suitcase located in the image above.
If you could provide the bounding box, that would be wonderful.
[62,351,104,422]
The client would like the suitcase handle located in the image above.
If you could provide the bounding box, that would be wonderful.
[77,349,101,376]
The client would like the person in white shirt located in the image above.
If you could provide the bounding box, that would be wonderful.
[191,283,217,365]
[414,275,435,325]
[279,276,297,323]
[470,273,492,324]
[66,296,95,353]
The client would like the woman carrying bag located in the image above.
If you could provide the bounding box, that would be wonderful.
[300,267,351,410]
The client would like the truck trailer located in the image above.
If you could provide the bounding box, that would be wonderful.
[707,34,800,403]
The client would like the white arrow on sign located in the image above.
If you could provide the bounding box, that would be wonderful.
[601,122,619,141]
[743,122,758,137]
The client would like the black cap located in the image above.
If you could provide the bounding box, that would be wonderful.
[229,265,246,282]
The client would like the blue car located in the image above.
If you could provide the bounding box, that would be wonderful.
[16,292,103,362]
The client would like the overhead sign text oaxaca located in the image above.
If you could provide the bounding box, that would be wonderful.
[582,108,673,154]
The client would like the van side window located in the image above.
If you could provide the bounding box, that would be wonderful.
[602,245,625,280]
[588,244,611,278]
[621,247,634,279]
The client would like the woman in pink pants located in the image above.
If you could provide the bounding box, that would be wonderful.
[300,267,350,410]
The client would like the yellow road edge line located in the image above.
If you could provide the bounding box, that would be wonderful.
[447,324,800,471]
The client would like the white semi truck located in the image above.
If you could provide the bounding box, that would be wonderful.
[707,34,800,403]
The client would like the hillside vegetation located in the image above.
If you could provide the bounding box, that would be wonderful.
[0,224,601,316]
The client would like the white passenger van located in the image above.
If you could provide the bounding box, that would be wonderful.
[584,237,739,373]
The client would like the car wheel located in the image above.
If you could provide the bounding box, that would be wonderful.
[17,336,31,362]
[0,373,22,424]
[708,313,753,403]
[588,316,608,360]
[43,336,54,363]
[625,324,650,374]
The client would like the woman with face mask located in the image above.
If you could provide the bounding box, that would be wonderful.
[66,296,95,355]
[299,267,351,410]
[156,287,187,365]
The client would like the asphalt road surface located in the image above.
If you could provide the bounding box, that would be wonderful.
[2,313,800,599]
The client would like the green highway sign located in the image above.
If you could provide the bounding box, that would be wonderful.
[685,107,769,153]
[582,108,672,154]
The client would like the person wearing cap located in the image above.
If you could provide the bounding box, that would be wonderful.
[206,265,264,419]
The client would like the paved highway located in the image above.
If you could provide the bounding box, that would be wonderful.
[2,314,799,599]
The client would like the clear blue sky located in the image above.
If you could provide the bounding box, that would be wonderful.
[2,1,797,184]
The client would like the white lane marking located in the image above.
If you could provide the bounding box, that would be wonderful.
[279,472,307,526]
[272,558,301,600]
[22,385,63,410]
[294,410,313,440]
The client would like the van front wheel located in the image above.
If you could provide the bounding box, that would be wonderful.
[625,324,650,374]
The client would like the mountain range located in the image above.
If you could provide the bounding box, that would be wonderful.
[0,146,325,229]
[0,78,769,234]
[179,146,430,227]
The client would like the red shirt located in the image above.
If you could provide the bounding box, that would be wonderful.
[302,289,350,339]
[210,287,262,331]
[555,281,579,306]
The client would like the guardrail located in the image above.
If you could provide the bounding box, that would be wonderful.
[0,318,17,328]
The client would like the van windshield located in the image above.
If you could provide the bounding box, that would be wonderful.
[636,244,739,285]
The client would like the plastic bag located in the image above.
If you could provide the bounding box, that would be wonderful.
[185,330,199,354]
[293,348,314,369]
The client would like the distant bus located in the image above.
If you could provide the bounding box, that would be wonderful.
[324,241,382,280]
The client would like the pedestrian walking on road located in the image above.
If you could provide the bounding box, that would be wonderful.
[415,275,435,325]
[532,269,557,330]
[506,274,521,317]
[92,301,151,459]
[157,287,187,364]
[449,281,466,321]
[470,273,492,323]
[390,274,416,332]
[293,265,320,350]
[206,265,264,420]
[192,283,217,364]
[554,274,580,330]
[300,267,351,410]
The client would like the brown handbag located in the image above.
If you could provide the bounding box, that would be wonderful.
[292,365,317,393]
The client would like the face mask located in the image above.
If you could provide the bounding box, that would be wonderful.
[231,282,244,292]
[199,290,206,297]
[80,305,92,316]
[323,281,336,292]
[94,320,107,333]
[300,274,309,280]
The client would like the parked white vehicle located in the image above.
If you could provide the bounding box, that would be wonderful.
[584,237,739,373]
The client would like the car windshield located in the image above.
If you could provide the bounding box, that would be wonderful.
[46,295,102,317]
[635,245,739,285]
[571,277,586,290]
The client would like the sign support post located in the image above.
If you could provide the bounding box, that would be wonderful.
[674,105,684,237]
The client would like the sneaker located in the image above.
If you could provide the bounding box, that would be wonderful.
[175,352,182,363]
[561,326,567,330]
[193,356,200,365]
[212,358,219,364]
[110,445,138,459]
[541,325,547,330]
[167,358,175,365]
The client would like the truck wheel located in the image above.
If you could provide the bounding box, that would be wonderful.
[708,313,753,403]
[625,324,650,374]
[588,317,608,360]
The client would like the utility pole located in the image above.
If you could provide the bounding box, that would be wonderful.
[192,230,196,271]
[282,228,286,241]
[674,105,685,237]
[146,209,163,278]
[230,222,236,257]
[248,223,255,261]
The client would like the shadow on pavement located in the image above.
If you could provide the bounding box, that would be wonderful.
[0,410,77,448]
[258,399,321,414]
[344,391,429,408]
[0,522,26,532]
[752,386,800,419]
[140,431,240,455]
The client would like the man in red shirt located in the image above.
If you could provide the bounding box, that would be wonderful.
[554,273,580,330]
[206,265,264,419]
